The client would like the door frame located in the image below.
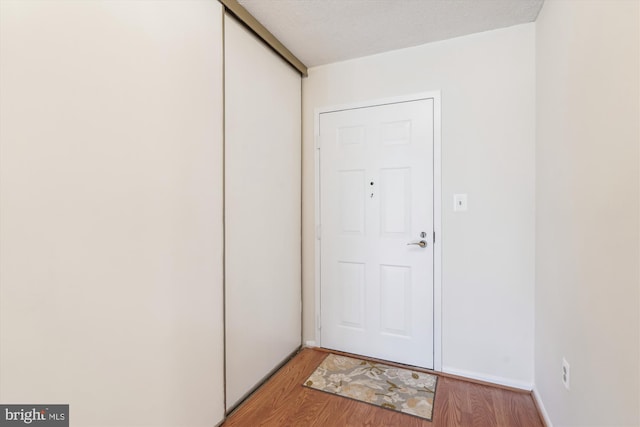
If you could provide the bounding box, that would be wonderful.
[314,91,442,371]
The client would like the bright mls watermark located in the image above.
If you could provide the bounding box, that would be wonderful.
[0,405,68,426]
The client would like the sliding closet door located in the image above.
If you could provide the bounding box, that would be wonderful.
[224,15,302,410]
[0,1,225,426]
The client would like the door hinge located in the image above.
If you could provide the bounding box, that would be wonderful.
[317,314,322,331]
[433,231,436,243]
[316,224,321,240]
[315,134,320,149]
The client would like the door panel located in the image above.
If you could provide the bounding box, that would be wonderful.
[0,2,226,425]
[338,262,366,328]
[224,15,301,410]
[380,167,411,234]
[320,99,434,368]
[340,170,366,233]
[380,264,412,336]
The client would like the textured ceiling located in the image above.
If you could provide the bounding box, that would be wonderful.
[237,0,544,68]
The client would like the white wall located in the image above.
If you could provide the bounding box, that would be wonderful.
[0,1,225,426]
[535,1,640,425]
[303,24,536,387]
[224,15,302,409]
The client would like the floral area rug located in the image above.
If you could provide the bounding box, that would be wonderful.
[303,353,437,421]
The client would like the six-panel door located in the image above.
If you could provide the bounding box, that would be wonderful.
[320,99,435,368]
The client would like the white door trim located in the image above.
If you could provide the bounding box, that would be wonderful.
[314,91,442,371]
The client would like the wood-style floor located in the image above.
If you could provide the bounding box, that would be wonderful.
[222,348,544,427]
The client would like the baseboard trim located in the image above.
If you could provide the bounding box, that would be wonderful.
[441,366,532,391]
[532,386,553,427]
[304,340,317,348]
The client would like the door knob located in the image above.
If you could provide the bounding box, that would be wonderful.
[407,240,427,248]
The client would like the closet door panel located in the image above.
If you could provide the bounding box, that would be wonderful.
[224,14,302,410]
[0,2,225,426]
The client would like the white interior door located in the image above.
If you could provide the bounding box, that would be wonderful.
[320,99,434,368]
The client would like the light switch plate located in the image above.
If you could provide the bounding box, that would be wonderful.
[453,194,468,212]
